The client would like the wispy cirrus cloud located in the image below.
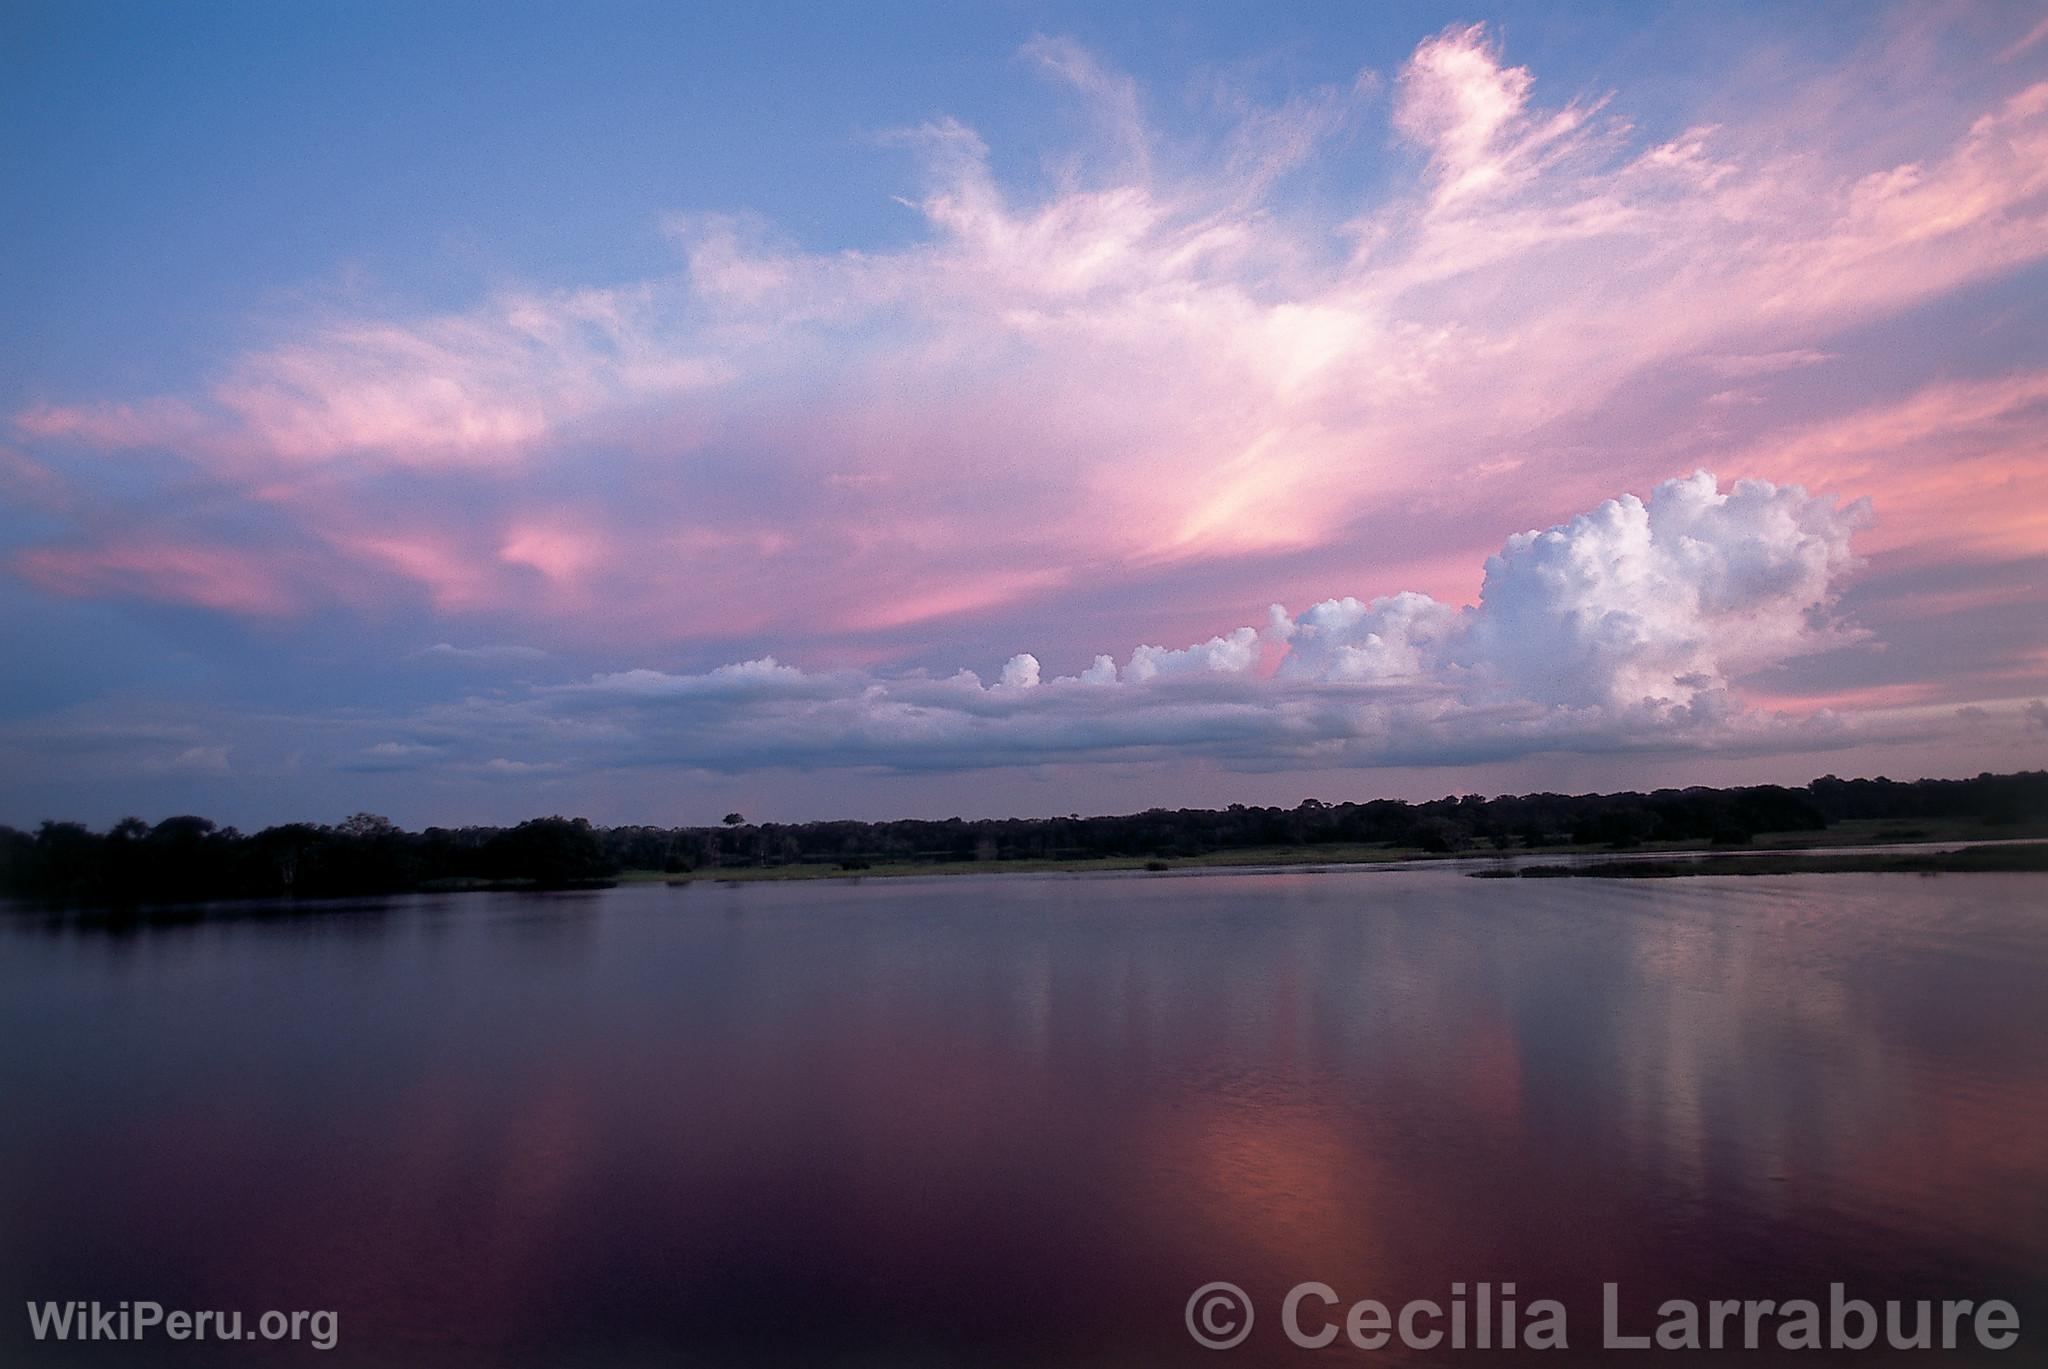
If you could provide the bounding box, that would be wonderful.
[1732,369,2048,564]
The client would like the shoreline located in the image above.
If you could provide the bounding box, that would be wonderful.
[1470,841,2048,880]
[8,825,2045,918]
[637,817,2047,883]
[634,824,2048,886]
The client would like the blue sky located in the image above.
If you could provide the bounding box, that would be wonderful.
[4,1,2046,828]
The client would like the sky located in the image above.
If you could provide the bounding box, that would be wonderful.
[3,0,2047,830]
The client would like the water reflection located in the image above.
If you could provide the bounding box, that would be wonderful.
[2,870,2043,1365]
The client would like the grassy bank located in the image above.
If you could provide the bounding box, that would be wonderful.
[627,818,2045,885]
[622,842,1433,884]
[1474,841,2048,880]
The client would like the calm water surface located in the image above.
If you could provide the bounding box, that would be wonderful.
[3,868,2044,1366]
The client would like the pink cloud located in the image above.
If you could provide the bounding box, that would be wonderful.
[14,540,300,616]
[841,568,1072,634]
[334,532,502,614]
[1393,22,1598,206]
[499,523,605,587]
[12,398,211,449]
[5,13,2046,720]
[1738,369,2048,563]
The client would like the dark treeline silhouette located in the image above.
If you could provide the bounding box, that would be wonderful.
[0,814,616,905]
[3,771,2044,906]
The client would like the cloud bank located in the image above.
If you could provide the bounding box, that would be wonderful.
[360,473,1869,779]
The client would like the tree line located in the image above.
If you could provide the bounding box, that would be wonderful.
[2,770,2042,906]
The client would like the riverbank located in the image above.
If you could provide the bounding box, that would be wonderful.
[622,843,1420,884]
[9,819,2042,915]
[631,818,2045,884]
[1472,841,2048,880]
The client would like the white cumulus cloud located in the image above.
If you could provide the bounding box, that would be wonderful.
[1280,472,1871,711]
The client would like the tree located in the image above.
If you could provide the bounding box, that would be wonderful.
[338,812,397,839]
[1412,815,1469,853]
[722,812,745,827]
[485,817,615,887]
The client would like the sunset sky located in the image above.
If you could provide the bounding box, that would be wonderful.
[4,0,2047,828]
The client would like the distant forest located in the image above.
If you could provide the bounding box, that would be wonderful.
[3,771,2044,906]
